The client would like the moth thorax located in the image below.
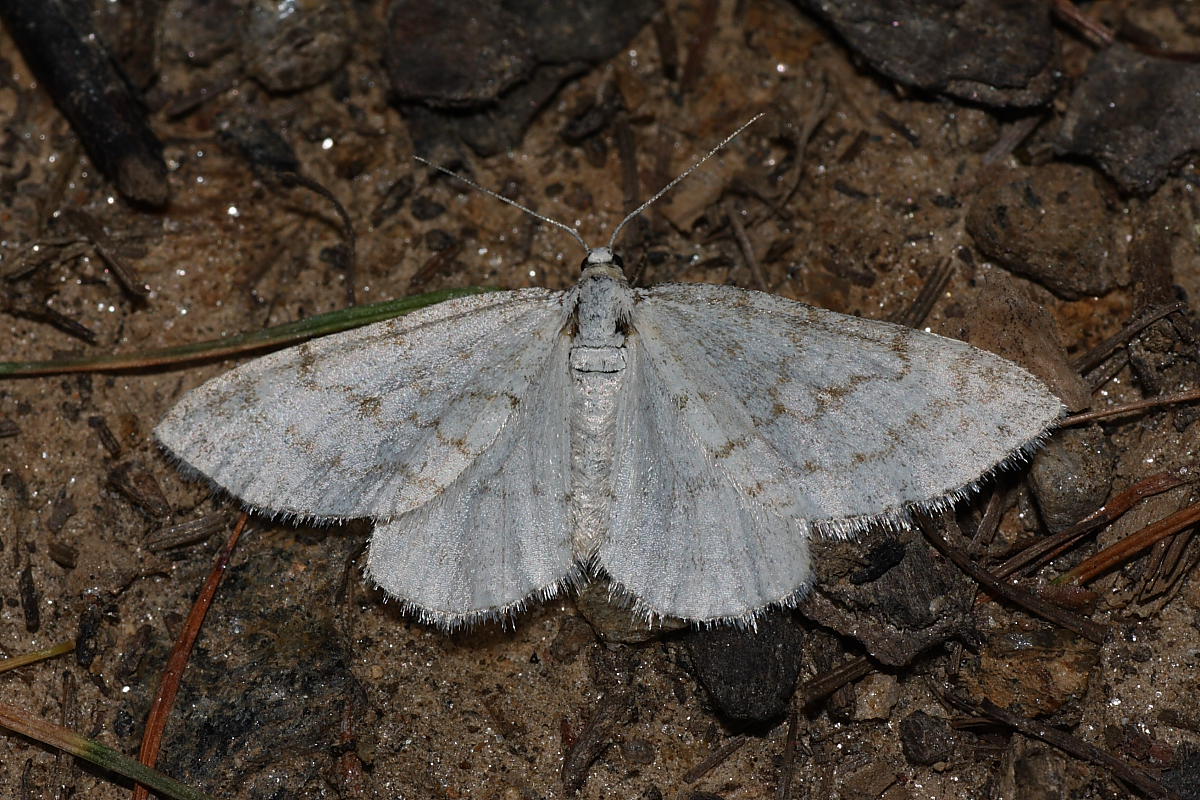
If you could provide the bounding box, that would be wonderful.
[575,269,630,348]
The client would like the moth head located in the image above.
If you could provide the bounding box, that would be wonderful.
[583,247,623,272]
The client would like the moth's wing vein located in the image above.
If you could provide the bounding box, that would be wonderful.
[597,282,1064,622]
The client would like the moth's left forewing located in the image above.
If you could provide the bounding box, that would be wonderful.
[155,289,571,521]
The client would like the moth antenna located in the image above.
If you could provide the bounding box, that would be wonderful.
[413,156,590,255]
[606,112,765,251]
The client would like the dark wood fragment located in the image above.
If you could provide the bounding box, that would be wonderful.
[18,563,39,633]
[87,416,122,458]
[0,0,168,206]
[107,462,172,519]
[561,689,634,794]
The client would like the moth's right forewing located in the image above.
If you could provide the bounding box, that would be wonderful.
[630,284,1064,531]
[155,288,572,520]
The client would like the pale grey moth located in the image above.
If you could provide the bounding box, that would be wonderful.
[156,118,1064,628]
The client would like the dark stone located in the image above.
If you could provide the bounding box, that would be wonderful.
[410,195,446,221]
[243,0,350,93]
[683,610,805,725]
[562,84,622,145]
[549,614,596,664]
[803,526,969,666]
[424,229,456,251]
[1011,745,1071,800]
[161,0,242,68]
[849,538,906,585]
[621,738,656,765]
[385,0,535,107]
[456,62,588,157]
[1028,424,1114,533]
[941,267,1091,411]
[370,175,415,227]
[391,0,660,155]
[966,164,1123,300]
[960,627,1099,718]
[899,711,956,765]
[218,115,301,175]
[796,0,1058,107]
[1058,45,1200,194]
[2,471,30,505]
[112,707,136,739]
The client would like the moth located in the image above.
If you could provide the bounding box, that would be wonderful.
[156,118,1063,627]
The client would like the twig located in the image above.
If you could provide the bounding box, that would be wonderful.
[1057,501,1200,586]
[683,734,750,783]
[1051,0,1115,47]
[561,690,632,793]
[280,172,358,306]
[888,258,954,328]
[776,705,801,800]
[918,517,1107,643]
[1071,303,1187,375]
[977,699,1178,799]
[996,471,1189,578]
[1059,389,1200,427]
[797,655,874,708]
[58,209,150,298]
[969,483,1010,554]
[725,200,768,292]
[982,115,1042,166]
[132,513,248,800]
[779,79,835,209]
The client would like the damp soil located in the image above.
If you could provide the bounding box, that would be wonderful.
[2,2,1200,799]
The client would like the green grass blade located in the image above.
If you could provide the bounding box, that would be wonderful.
[0,286,497,377]
[0,701,217,800]
[0,639,75,674]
